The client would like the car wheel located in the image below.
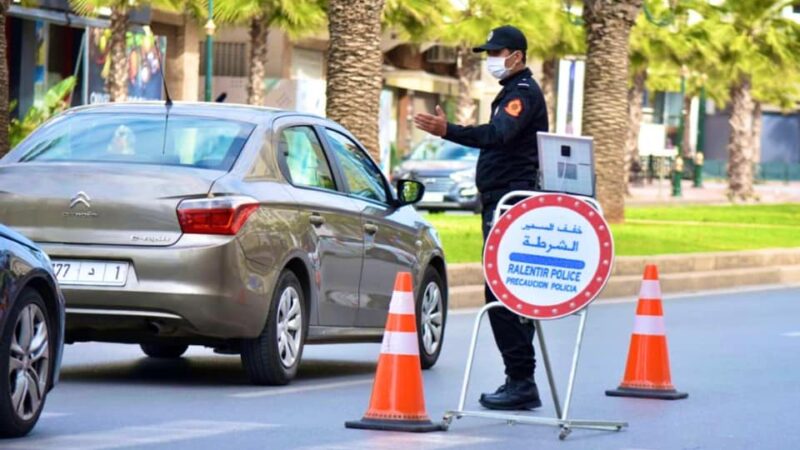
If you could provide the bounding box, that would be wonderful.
[241,270,306,385]
[140,343,188,359]
[0,289,52,438]
[416,267,447,370]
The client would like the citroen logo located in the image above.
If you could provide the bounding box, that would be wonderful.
[70,191,91,209]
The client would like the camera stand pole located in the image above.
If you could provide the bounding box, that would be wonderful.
[441,304,627,440]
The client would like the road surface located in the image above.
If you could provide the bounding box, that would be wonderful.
[4,286,799,450]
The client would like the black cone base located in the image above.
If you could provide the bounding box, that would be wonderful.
[345,417,446,433]
[606,386,688,400]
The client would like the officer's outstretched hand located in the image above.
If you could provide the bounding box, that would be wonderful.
[413,105,448,137]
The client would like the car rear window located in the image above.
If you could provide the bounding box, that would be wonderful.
[16,113,255,171]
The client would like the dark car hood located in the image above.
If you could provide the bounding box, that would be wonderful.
[0,224,37,250]
[399,160,475,177]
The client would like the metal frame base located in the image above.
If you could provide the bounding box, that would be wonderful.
[442,303,628,441]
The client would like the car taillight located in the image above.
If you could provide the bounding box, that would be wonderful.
[177,196,259,235]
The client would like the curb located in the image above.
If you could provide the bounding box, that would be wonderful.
[446,248,800,309]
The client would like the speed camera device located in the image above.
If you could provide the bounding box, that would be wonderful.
[537,132,595,198]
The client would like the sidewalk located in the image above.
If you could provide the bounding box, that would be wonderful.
[627,180,800,206]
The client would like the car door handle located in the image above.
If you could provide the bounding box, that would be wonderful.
[309,214,325,227]
[364,223,378,235]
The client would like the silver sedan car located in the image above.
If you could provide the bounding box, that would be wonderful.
[0,102,448,385]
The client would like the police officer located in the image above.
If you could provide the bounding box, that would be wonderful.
[414,25,548,410]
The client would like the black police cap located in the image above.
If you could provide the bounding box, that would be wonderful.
[473,25,528,53]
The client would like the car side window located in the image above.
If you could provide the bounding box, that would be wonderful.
[280,126,336,191]
[324,130,388,204]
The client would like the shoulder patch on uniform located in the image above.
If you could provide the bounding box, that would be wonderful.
[504,98,523,118]
[517,82,530,89]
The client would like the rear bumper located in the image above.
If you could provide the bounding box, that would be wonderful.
[39,235,276,342]
[417,184,480,211]
[417,195,479,211]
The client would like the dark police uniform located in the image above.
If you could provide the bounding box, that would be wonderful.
[442,29,548,387]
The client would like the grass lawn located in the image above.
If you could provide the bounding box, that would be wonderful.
[425,203,800,263]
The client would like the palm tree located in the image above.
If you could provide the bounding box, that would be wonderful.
[434,0,571,127]
[531,4,584,131]
[695,0,800,201]
[215,0,326,106]
[581,0,642,222]
[0,0,10,157]
[326,0,386,162]
[625,0,688,188]
[71,0,183,102]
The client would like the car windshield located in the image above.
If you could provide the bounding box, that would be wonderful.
[15,113,255,171]
[409,141,479,161]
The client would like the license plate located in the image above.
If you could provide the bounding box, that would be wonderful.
[422,192,445,203]
[52,260,130,286]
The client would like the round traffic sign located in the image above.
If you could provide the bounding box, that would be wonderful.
[483,193,614,320]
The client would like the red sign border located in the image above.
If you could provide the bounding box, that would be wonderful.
[483,193,614,320]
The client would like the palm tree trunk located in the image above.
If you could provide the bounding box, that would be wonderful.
[727,77,755,201]
[107,5,129,102]
[751,101,762,167]
[623,69,646,191]
[541,58,557,132]
[247,17,269,106]
[582,0,642,222]
[326,0,385,162]
[455,45,480,126]
[0,7,10,157]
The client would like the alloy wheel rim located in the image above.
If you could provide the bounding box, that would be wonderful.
[9,303,49,422]
[420,282,443,355]
[276,287,302,368]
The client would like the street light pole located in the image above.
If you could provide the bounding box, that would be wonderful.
[694,83,706,188]
[204,0,216,102]
[672,68,686,198]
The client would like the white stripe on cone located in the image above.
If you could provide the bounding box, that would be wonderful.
[388,292,415,315]
[633,315,666,336]
[380,331,419,356]
[639,280,662,299]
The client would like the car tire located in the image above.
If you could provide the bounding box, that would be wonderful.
[416,267,447,370]
[241,270,307,386]
[0,289,53,438]
[140,343,189,359]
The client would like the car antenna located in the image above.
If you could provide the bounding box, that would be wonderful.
[150,27,172,108]
[149,29,172,155]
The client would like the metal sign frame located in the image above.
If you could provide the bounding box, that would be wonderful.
[442,191,627,440]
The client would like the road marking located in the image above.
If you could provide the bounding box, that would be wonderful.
[782,331,800,337]
[231,378,372,399]
[298,433,495,449]
[1,420,275,450]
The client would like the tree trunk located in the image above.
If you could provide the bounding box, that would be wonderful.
[541,58,557,132]
[751,101,762,166]
[581,0,642,222]
[0,7,10,158]
[624,69,646,190]
[247,17,269,106]
[326,0,385,162]
[455,45,480,126]
[727,77,755,201]
[107,5,129,102]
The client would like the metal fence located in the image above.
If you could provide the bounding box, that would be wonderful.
[702,160,800,182]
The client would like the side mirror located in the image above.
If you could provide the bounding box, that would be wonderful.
[395,179,425,206]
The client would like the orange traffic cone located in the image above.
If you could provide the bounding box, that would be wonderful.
[345,272,444,432]
[606,264,688,400]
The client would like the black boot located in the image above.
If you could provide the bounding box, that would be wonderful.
[479,377,542,410]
